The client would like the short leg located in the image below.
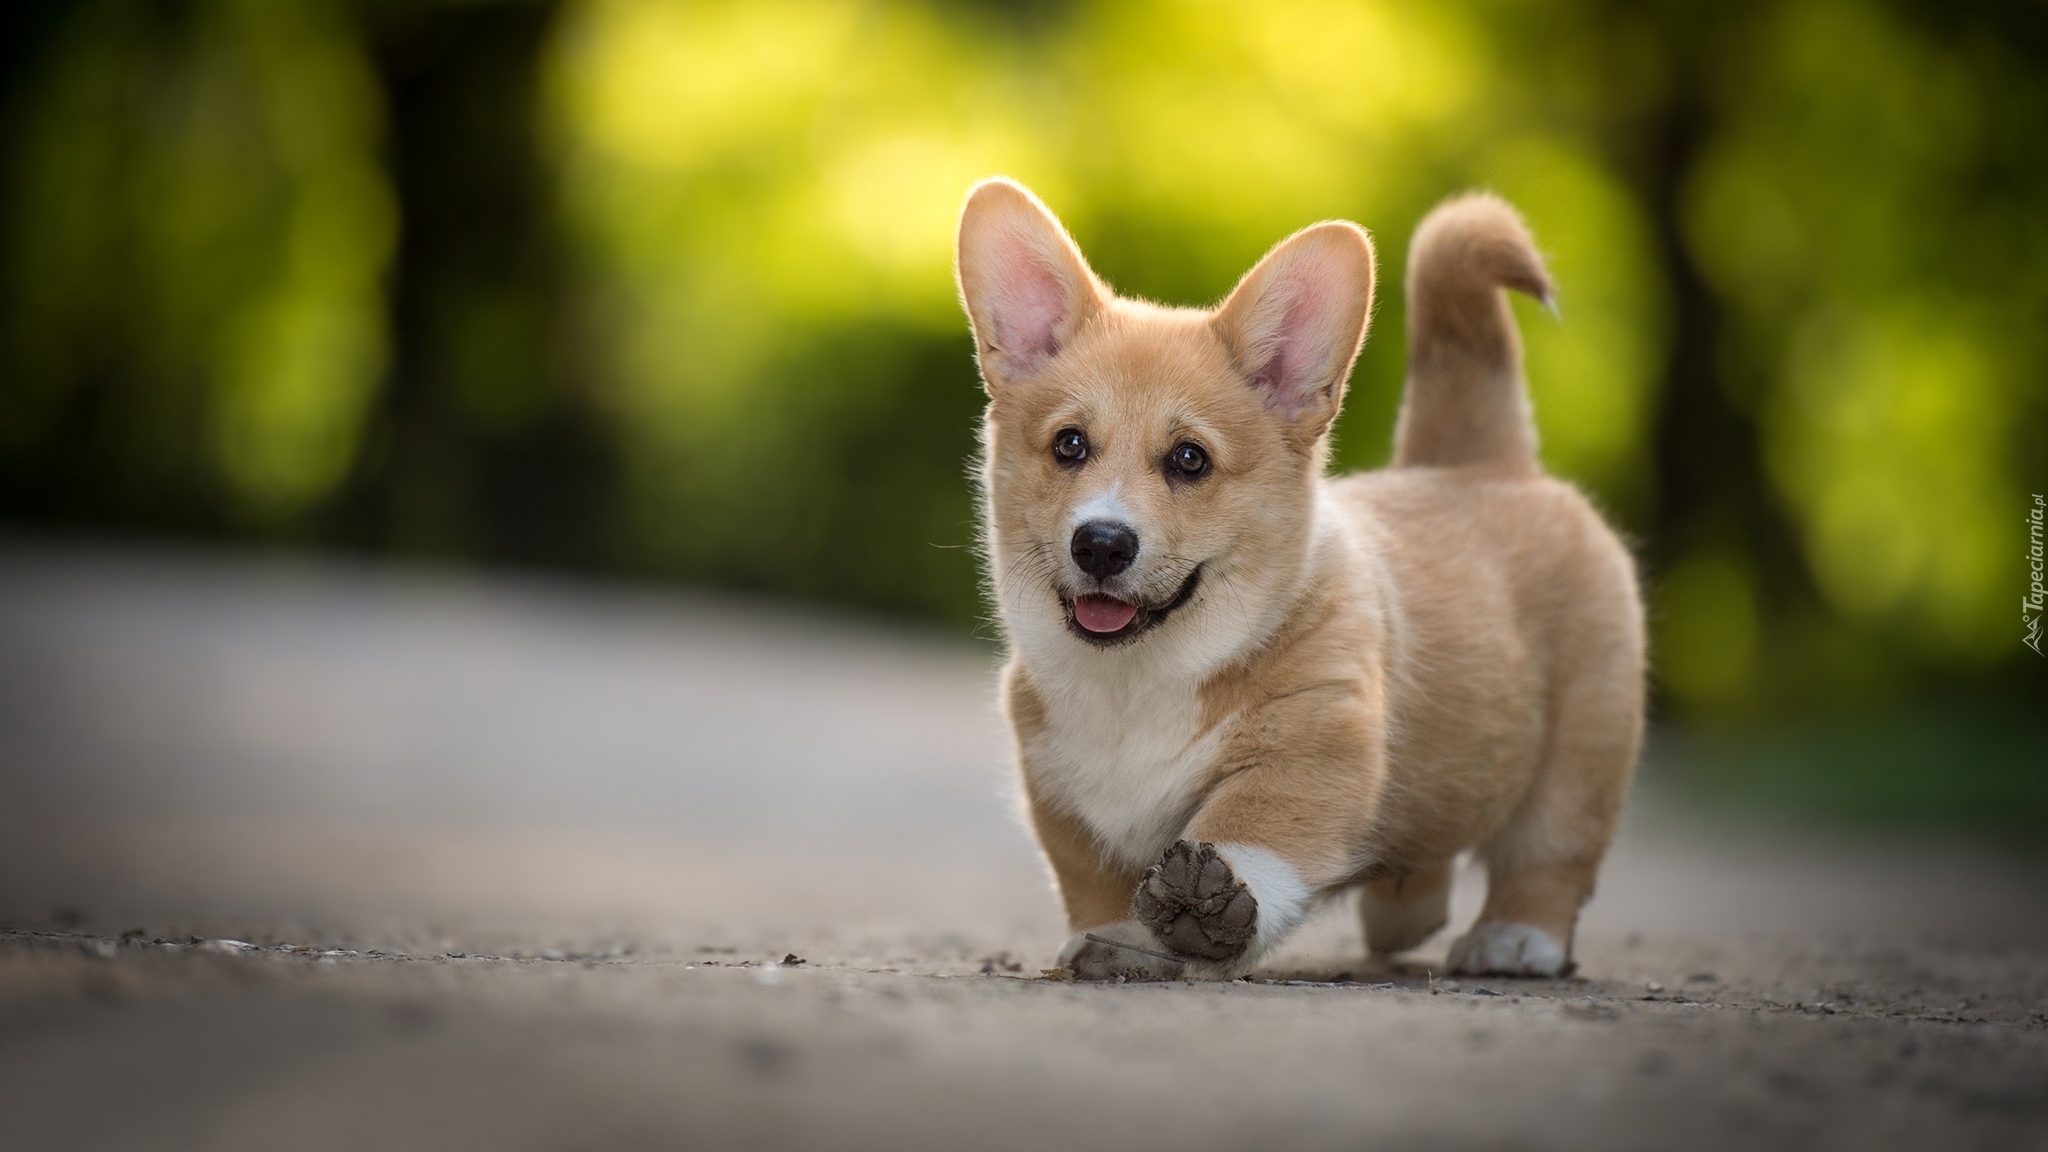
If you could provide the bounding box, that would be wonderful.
[1447,644,1642,978]
[1446,861,1591,977]
[1358,859,1453,957]
[1020,772,1171,980]
[1155,727,1382,969]
[1029,672,1386,978]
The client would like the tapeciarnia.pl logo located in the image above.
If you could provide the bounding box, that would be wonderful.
[2027,494,2045,656]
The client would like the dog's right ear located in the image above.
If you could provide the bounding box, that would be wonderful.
[956,178,1104,392]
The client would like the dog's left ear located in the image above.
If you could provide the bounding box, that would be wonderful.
[1211,221,1376,438]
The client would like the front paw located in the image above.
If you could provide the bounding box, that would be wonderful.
[1132,840,1258,963]
[1059,921,1187,982]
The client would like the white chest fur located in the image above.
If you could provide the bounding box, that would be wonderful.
[1020,666,1227,871]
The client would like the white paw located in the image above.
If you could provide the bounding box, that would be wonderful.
[1445,922,1567,977]
[1059,921,1186,982]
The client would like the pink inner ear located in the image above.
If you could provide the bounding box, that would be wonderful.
[970,209,1081,373]
[995,251,1068,363]
[1250,269,1337,413]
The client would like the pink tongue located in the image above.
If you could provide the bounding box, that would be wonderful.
[1074,594,1139,634]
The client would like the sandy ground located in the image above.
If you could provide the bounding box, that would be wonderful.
[2,542,2045,1150]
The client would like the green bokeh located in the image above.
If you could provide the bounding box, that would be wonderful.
[1,0,2042,776]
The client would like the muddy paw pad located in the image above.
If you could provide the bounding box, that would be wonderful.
[1132,840,1258,962]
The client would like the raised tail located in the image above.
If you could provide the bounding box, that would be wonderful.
[1390,193,1553,473]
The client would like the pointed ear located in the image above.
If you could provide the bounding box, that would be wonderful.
[1210,221,1376,433]
[956,178,1105,391]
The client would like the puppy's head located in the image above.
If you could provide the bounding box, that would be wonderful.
[957,179,1375,670]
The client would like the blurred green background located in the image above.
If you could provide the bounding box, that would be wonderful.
[1,0,2041,832]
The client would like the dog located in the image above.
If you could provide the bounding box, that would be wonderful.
[955,178,1644,981]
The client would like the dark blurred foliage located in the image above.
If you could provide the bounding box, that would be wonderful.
[346,1,615,568]
[1,1,2042,776]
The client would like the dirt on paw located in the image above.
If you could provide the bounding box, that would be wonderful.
[1133,841,1257,962]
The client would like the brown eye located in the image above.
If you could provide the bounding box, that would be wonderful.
[1053,428,1088,464]
[1168,441,1209,479]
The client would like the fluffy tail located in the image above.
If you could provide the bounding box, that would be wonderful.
[1390,193,1553,473]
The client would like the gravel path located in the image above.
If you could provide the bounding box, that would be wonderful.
[2,543,2045,1150]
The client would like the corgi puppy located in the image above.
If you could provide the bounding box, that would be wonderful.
[956,179,1644,981]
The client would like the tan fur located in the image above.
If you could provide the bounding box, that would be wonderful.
[957,180,1643,978]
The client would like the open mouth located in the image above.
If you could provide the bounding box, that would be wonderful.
[1062,566,1202,647]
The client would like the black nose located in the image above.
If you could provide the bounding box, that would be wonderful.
[1070,520,1139,580]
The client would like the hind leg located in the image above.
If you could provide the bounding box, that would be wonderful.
[1447,662,1642,977]
[1358,859,1454,957]
[1447,857,1600,977]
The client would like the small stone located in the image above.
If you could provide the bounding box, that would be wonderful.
[1646,981,1665,993]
